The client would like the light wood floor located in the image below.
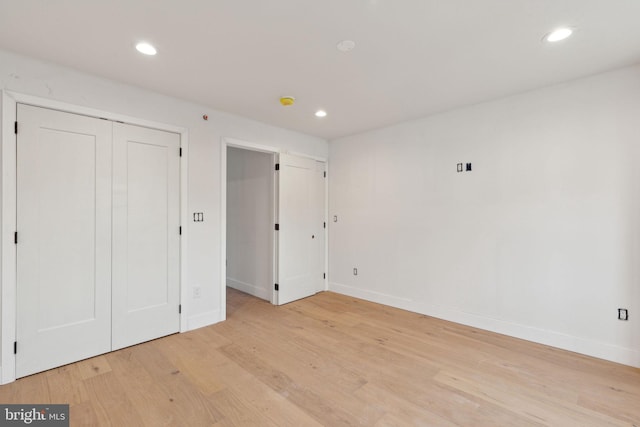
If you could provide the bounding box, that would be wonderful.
[1,289,639,426]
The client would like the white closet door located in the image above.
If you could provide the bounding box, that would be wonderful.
[16,104,113,378]
[277,154,325,305]
[112,123,180,350]
[313,161,327,291]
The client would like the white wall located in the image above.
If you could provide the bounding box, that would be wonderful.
[226,147,273,300]
[0,49,327,330]
[329,65,640,367]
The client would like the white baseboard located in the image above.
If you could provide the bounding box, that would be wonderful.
[187,309,221,331]
[329,281,640,368]
[227,277,270,301]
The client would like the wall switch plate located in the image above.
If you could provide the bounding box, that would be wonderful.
[193,286,202,299]
[618,308,628,321]
[457,163,463,172]
[466,163,472,171]
[333,215,338,222]
[353,267,358,276]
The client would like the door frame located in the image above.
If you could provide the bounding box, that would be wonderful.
[0,90,189,385]
[220,139,328,314]
[221,138,279,312]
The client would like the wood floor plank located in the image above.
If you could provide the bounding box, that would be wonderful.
[159,329,325,426]
[578,386,640,424]
[208,388,281,427]
[154,333,229,395]
[76,356,113,381]
[219,342,375,426]
[83,371,146,426]
[113,343,225,426]
[435,369,628,426]
[219,368,324,427]
[45,364,89,405]
[69,400,100,426]
[0,370,51,403]
[369,365,543,426]
[106,347,206,426]
[1,287,638,426]
[354,382,458,427]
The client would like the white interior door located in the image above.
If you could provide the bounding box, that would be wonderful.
[313,161,326,290]
[277,154,325,305]
[112,123,180,350]
[16,104,113,378]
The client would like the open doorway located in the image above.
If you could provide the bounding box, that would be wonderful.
[221,138,328,319]
[226,146,275,303]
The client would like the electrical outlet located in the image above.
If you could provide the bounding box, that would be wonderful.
[353,267,358,276]
[457,163,463,172]
[618,308,628,321]
[193,286,202,299]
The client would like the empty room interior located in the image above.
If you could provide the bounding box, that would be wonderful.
[0,1,639,425]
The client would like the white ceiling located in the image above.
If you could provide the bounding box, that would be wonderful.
[1,0,640,140]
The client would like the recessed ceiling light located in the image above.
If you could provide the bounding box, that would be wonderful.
[337,40,356,52]
[544,27,573,43]
[136,42,157,55]
[315,110,327,118]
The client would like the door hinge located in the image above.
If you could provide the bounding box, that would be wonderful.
[14,341,17,354]
[323,222,326,229]
[275,163,280,171]
[324,171,326,178]
[275,224,279,231]
[274,283,279,291]
[14,121,18,134]
[179,226,182,235]
[179,304,182,314]
[179,147,182,157]
[14,232,18,244]
[323,273,326,279]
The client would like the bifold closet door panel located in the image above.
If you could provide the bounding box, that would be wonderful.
[16,104,113,378]
[111,123,181,350]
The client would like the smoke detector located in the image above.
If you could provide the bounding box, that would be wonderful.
[280,96,295,106]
